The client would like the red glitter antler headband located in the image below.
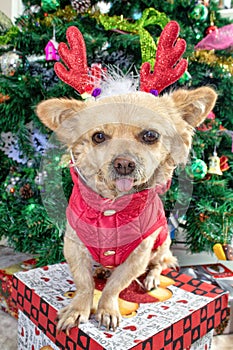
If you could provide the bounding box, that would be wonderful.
[54,21,188,97]
[54,26,102,97]
[140,21,188,95]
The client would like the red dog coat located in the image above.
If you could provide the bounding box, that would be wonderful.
[67,167,170,268]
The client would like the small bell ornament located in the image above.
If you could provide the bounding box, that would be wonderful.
[208,149,222,175]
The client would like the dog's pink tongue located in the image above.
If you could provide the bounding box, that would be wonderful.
[116,178,134,192]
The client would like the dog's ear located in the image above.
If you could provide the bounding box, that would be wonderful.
[172,87,217,127]
[36,98,85,131]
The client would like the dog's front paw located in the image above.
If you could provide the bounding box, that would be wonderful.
[57,301,91,332]
[143,274,160,291]
[96,299,121,331]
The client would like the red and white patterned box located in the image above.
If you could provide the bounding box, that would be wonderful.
[12,263,228,350]
[0,258,36,318]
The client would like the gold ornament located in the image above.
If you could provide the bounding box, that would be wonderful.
[208,150,222,175]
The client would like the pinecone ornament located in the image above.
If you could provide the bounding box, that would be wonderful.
[70,0,91,14]
[19,184,34,199]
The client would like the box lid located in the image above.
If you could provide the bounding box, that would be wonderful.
[12,263,228,350]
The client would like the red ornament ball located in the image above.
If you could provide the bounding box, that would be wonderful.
[205,25,218,36]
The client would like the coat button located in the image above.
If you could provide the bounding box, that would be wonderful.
[103,209,116,216]
[103,250,116,256]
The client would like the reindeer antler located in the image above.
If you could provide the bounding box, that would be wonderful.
[54,26,102,95]
[140,21,188,94]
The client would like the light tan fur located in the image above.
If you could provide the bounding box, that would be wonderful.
[36,87,217,331]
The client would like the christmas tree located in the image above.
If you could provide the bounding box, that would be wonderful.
[0,0,232,265]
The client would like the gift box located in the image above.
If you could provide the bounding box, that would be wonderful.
[12,263,228,350]
[181,263,233,334]
[0,258,36,318]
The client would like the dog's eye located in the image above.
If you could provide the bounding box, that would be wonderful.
[92,132,106,144]
[140,130,160,144]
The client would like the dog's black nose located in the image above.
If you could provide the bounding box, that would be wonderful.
[113,157,135,175]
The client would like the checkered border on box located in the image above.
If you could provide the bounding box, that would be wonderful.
[12,277,103,349]
[129,270,229,350]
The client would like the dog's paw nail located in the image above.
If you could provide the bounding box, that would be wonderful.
[96,309,121,331]
[144,275,160,291]
[75,315,81,327]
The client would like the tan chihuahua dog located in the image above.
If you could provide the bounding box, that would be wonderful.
[36,22,217,332]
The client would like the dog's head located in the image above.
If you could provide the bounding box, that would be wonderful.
[36,87,217,198]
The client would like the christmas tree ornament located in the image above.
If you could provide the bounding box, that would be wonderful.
[94,1,111,14]
[0,93,10,103]
[45,25,60,61]
[30,5,41,14]
[205,25,218,36]
[213,243,226,260]
[0,49,23,76]
[189,3,208,22]
[220,156,230,172]
[35,173,44,186]
[9,186,16,194]
[41,0,60,12]
[35,171,48,186]
[199,213,209,222]
[205,11,218,36]
[208,150,223,176]
[70,0,91,14]
[19,184,34,199]
[5,172,21,194]
[222,244,233,261]
[185,158,207,180]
